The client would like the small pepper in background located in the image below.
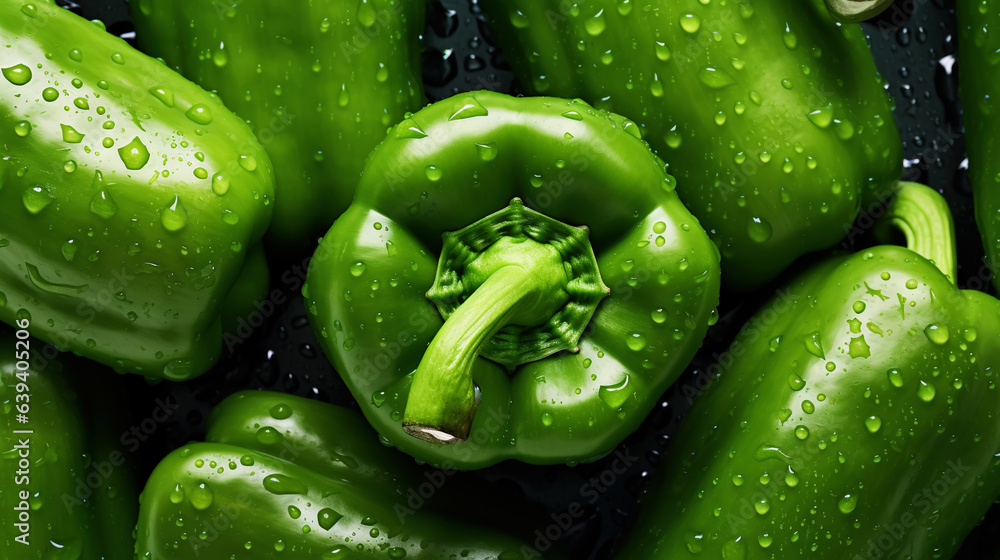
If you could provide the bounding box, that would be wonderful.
[136,391,553,559]
[482,0,902,291]
[0,329,138,559]
[305,91,721,468]
[614,183,1000,559]
[131,0,427,247]
[0,0,275,379]
[958,0,1000,293]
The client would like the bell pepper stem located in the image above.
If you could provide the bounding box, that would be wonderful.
[403,263,562,444]
[824,0,894,22]
[876,181,958,284]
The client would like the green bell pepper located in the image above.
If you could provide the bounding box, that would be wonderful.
[131,0,426,247]
[304,90,721,468]
[615,183,1000,559]
[482,0,902,290]
[136,390,548,559]
[958,0,1000,293]
[0,0,275,379]
[1,328,137,559]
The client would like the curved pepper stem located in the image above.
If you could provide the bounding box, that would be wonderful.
[876,181,958,284]
[403,262,567,443]
[824,0,894,22]
[403,199,609,444]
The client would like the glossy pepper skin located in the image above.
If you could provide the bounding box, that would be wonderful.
[131,0,426,247]
[1,329,137,559]
[483,0,902,290]
[304,91,720,468]
[958,0,1000,292]
[136,391,546,560]
[0,0,275,379]
[615,183,1000,559]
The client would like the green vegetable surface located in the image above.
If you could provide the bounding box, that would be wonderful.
[304,90,721,468]
[615,183,1000,559]
[483,0,902,290]
[0,0,275,379]
[132,0,426,247]
[136,390,547,559]
[958,0,1000,293]
[0,329,137,559]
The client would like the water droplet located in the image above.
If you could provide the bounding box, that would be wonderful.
[23,186,54,214]
[651,308,666,323]
[185,104,213,125]
[758,534,772,548]
[747,217,772,243]
[14,121,31,137]
[698,67,735,89]
[118,137,150,169]
[801,400,815,414]
[476,142,498,161]
[358,0,377,26]
[848,335,871,359]
[350,262,366,276]
[665,125,682,148]
[212,172,230,196]
[864,415,882,433]
[679,13,701,33]
[655,41,671,61]
[318,508,343,530]
[60,124,85,143]
[90,187,118,219]
[263,474,308,495]
[924,323,949,345]
[2,64,32,85]
[788,373,805,391]
[599,374,631,408]
[783,26,798,49]
[804,332,825,358]
[149,86,175,107]
[161,195,189,232]
[337,84,350,107]
[838,494,858,514]
[807,105,834,128]
[169,484,185,504]
[239,154,258,171]
[784,468,799,487]
[425,166,442,182]
[887,368,904,387]
[585,10,607,35]
[110,52,125,65]
[794,425,809,439]
[683,531,704,553]
[212,44,228,67]
[541,412,554,426]
[190,482,214,510]
[917,380,936,402]
[21,4,37,18]
[627,333,647,351]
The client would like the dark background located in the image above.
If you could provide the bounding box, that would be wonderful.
[45,0,999,558]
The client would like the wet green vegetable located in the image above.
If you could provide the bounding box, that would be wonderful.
[0,329,137,559]
[616,183,1000,559]
[958,0,1000,293]
[132,0,426,247]
[483,0,902,290]
[304,91,720,468]
[136,391,546,560]
[0,0,275,379]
